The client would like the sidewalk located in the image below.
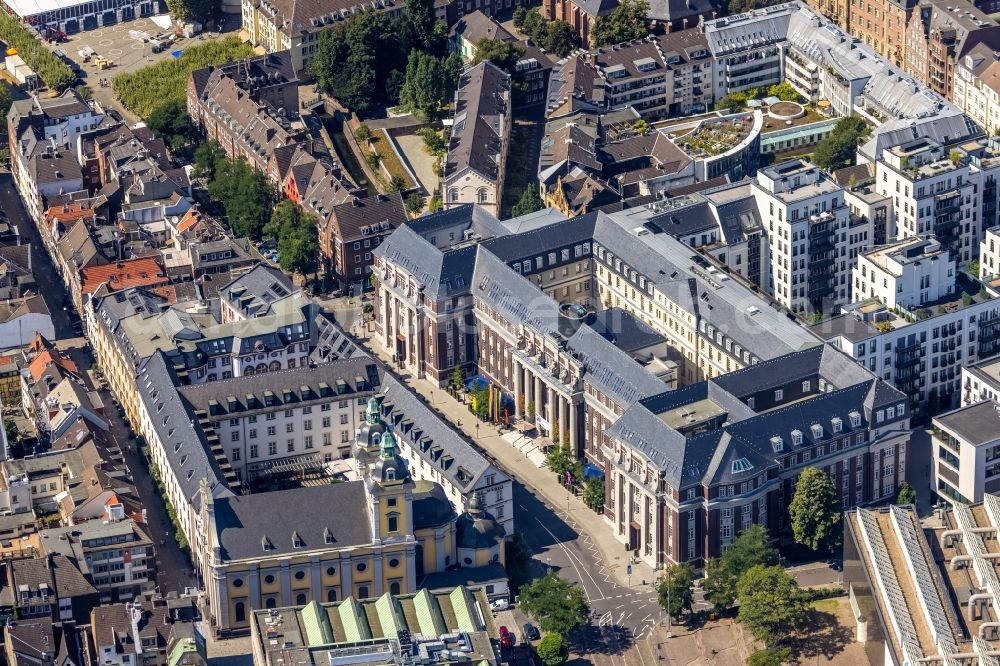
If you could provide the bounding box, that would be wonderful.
[365,342,658,590]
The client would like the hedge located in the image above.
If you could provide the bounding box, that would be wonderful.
[111,36,254,119]
[0,13,75,91]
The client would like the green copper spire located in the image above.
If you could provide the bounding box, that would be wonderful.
[379,431,397,460]
[366,396,380,426]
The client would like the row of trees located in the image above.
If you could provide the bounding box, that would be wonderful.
[111,36,254,119]
[309,0,452,115]
[514,7,578,58]
[165,0,220,23]
[0,12,76,91]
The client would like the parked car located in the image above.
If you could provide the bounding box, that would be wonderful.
[499,626,513,650]
[490,598,509,612]
[522,624,540,641]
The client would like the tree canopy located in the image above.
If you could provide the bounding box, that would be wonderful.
[511,186,544,218]
[309,0,450,112]
[206,156,275,240]
[165,0,219,22]
[519,9,578,57]
[535,632,567,666]
[193,141,228,181]
[812,116,871,171]
[398,50,463,119]
[145,99,199,152]
[702,524,778,610]
[0,12,75,91]
[519,573,590,635]
[264,200,320,276]
[737,565,808,647]
[767,81,801,102]
[895,481,917,506]
[747,647,793,666]
[583,477,605,512]
[473,38,526,73]
[789,467,842,551]
[657,563,694,618]
[590,0,649,47]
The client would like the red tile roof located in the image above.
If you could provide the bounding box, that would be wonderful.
[28,350,78,383]
[43,203,97,230]
[80,258,168,295]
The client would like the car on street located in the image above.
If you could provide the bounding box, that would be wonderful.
[522,624,540,641]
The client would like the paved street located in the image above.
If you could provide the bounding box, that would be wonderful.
[0,171,195,595]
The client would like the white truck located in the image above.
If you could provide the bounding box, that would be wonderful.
[4,55,38,88]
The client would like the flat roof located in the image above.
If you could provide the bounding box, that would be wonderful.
[934,401,1000,446]
[657,397,726,429]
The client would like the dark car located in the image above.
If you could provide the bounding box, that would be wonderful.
[522,623,540,641]
[499,625,513,650]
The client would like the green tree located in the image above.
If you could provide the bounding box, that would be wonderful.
[526,400,535,421]
[896,481,917,506]
[74,85,93,100]
[418,128,446,156]
[737,565,808,646]
[263,200,319,276]
[0,83,12,145]
[535,632,566,666]
[513,5,528,27]
[473,38,526,73]
[747,647,793,666]
[193,141,227,181]
[590,0,649,46]
[520,8,548,43]
[405,192,425,216]
[165,0,219,22]
[3,417,19,445]
[811,116,871,171]
[702,524,778,610]
[389,175,407,192]
[309,13,386,112]
[633,119,650,135]
[146,99,198,151]
[715,92,747,113]
[451,365,463,391]
[789,467,842,551]
[355,124,372,143]
[397,0,447,55]
[546,445,571,477]
[657,563,694,619]
[208,157,274,240]
[583,477,605,512]
[399,50,453,119]
[767,81,800,101]
[519,573,590,635]
[0,12,75,90]
[542,20,578,57]
[511,186,544,218]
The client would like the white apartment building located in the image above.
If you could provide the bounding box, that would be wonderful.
[852,237,956,309]
[981,225,1000,280]
[962,354,1000,406]
[751,159,854,313]
[931,400,1000,505]
[818,272,1000,416]
[875,137,980,263]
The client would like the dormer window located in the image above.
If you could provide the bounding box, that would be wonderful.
[323,527,334,545]
[262,536,274,551]
[791,430,803,446]
[811,424,823,440]
[770,436,783,453]
[774,389,784,402]
[849,411,861,428]
[802,380,811,392]
[831,417,843,433]
[292,531,304,548]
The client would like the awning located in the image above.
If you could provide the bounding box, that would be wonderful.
[584,464,604,479]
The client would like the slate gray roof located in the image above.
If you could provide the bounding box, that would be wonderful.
[567,324,669,408]
[482,213,599,264]
[405,203,509,242]
[135,352,234,509]
[220,264,297,319]
[177,359,380,417]
[444,62,511,184]
[934,401,1000,445]
[585,308,666,353]
[212,483,372,561]
[375,224,480,300]
[450,10,515,42]
[378,374,506,493]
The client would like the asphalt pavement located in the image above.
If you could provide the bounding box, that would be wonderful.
[1,171,196,595]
